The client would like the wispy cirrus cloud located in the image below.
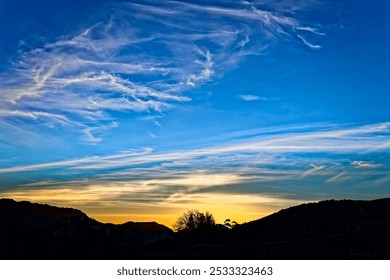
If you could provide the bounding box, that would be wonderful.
[296,26,326,36]
[239,94,270,101]
[0,122,389,175]
[1,121,389,224]
[351,161,381,169]
[297,34,321,49]
[326,171,349,184]
[300,164,325,178]
[0,0,325,143]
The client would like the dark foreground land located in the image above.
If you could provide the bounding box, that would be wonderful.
[1,198,390,259]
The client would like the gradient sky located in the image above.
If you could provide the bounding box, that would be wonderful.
[0,0,389,227]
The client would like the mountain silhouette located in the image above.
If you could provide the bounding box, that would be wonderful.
[0,198,172,259]
[0,198,88,225]
[1,198,390,259]
[230,198,390,259]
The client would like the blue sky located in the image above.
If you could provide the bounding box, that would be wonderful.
[0,0,389,226]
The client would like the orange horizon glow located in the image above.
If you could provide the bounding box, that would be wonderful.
[0,173,312,228]
[1,191,309,229]
[0,196,278,229]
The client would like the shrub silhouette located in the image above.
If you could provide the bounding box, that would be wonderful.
[173,210,215,232]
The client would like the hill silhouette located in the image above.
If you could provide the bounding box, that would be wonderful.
[231,199,390,259]
[0,199,88,225]
[0,198,173,259]
[1,198,390,259]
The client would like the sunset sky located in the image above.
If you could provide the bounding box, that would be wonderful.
[0,0,389,227]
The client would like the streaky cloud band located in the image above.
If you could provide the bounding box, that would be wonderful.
[0,122,389,174]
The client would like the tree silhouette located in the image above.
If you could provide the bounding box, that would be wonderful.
[173,210,215,232]
[224,219,238,229]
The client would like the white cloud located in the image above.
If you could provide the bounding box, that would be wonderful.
[300,164,325,178]
[326,171,349,184]
[296,26,326,35]
[297,34,321,49]
[0,122,389,174]
[239,94,268,101]
[0,109,70,125]
[352,161,380,169]
[0,1,325,143]
[1,121,389,218]
[185,49,215,87]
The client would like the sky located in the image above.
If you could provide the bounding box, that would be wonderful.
[0,0,389,227]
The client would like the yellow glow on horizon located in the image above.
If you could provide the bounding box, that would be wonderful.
[1,191,307,229]
[0,175,310,228]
